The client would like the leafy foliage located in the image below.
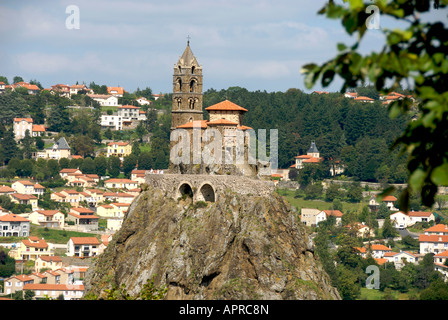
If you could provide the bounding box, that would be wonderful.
[302,0,448,209]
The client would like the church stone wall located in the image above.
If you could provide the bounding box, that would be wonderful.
[145,174,275,202]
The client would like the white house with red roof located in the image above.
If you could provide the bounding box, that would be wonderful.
[13,117,33,140]
[419,224,448,255]
[383,251,419,269]
[67,237,101,258]
[107,86,124,97]
[355,244,392,259]
[29,210,65,228]
[0,214,30,237]
[369,195,398,211]
[11,82,40,94]
[354,96,375,103]
[67,208,99,231]
[117,104,141,121]
[434,250,448,281]
[87,93,118,106]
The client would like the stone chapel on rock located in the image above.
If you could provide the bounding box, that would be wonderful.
[169,42,259,176]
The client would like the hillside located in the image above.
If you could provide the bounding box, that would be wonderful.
[83,182,340,300]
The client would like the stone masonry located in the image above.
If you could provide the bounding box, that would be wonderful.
[145,173,275,202]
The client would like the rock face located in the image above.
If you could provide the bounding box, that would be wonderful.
[84,181,340,300]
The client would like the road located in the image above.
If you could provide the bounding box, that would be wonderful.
[397,228,420,239]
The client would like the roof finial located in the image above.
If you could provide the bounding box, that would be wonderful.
[187,35,191,46]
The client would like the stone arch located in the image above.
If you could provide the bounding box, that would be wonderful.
[178,182,194,199]
[197,182,216,202]
[189,78,197,92]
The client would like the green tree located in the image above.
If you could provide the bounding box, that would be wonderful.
[47,105,71,132]
[80,157,96,174]
[94,156,108,177]
[1,128,18,164]
[325,183,343,201]
[302,0,448,209]
[304,182,323,200]
[21,129,34,159]
[335,265,361,300]
[346,182,363,203]
[382,216,398,239]
[0,250,16,277]
[420,279,448,300]
[107,156,121,178]
[123,154,138,177]
[13,76,24,83]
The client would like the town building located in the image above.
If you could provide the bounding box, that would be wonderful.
[28,210,65,228]
[419,224,448,255]
[10,236,54,261]
[106,141,132,161]
[104,178,139,190]
[66,208,99,231]
[0,214,30,237]
[36,137,71,160]
[67,237,101,258]
[87,93,119,106]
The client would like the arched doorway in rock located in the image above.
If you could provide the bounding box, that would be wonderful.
[198,183,215,202]
[179,183,193,199]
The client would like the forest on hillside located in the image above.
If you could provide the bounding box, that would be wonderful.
[203,86,412,184]
[0,84,413,185]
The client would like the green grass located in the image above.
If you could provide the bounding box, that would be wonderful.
[31,227,100,244]
[277,189,366,212]
[358,288,419,300]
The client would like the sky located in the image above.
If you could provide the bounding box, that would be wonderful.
[0,0,445,95]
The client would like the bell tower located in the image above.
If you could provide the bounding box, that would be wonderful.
[171,40,204,130]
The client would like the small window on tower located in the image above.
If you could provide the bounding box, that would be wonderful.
[190,80,196,92]
[192,66,195,74]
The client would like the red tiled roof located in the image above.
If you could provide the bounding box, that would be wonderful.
[107,141,129,146]
[22,238,48,249]
[13,118,33,123]
[70,237,100,245]
[382,195,397,202]
[176,120,208,129]
[11,193,37,200]
[105,179,137,184]
[419,234,448,243]
[34,210,62,216]
[24,283,84,291]
[118,105,140,109]
[71,207,94,214]
[354,96,375,101]
[107,86,124,95]
[408,211,433,217]
[237,125,253,131]
[425,224,448,233]
[205,100,248,112]
[32,125,46,132]
[303,157,322,163]
[206,119,239,126]
[60,168,81,173]
[323,210,343,217]
[0,214,29,222]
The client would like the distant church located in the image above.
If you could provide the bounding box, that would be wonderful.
[290,141,323,170]
[169,41,258,176]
